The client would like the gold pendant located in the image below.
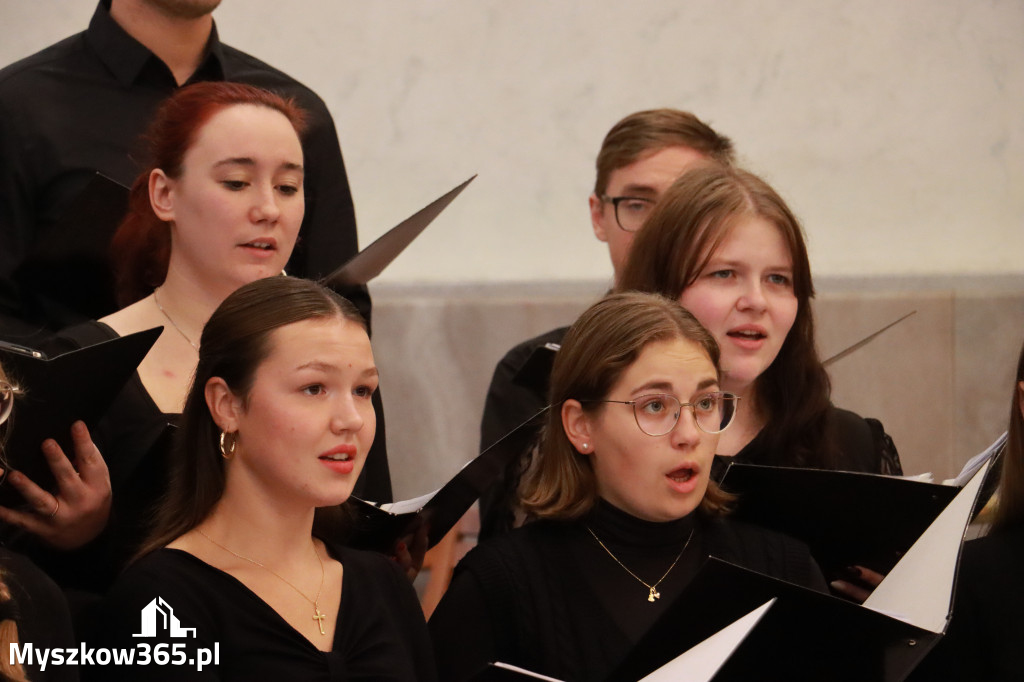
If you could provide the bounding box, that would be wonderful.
[312,607,326,635]
[648,587,660,602]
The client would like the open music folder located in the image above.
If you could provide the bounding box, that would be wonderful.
[717,463,961,579]
[606,461,990,682]
[459,462,989,681]
[322,175,476,287]
[0,327,161,507]
[347,406,549,552]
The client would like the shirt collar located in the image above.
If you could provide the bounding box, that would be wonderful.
[85,0,225,88]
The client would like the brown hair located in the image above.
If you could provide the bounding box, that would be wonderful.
[520,291,733,519]
[136,277,364,558]
[593,108,735,197]
[110,82,308,306]
[992,339,1024,531]
[618,164,837,469]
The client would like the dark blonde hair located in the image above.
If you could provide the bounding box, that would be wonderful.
[618,164,838,470]
[137,277,364,558]
[992,339,1024,530]
[520,291,733,519]
[594,108,735,197]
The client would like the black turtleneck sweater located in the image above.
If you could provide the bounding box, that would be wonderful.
[429,499,826,682]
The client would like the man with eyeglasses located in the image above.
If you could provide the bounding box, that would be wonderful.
[479,109,735,539]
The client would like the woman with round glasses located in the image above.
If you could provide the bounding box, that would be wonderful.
[429,292,825,681]
[619,163,901,478]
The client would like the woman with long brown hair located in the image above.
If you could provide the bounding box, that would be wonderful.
[429,292,824,681]
[619,163,901,477]
[93,276,434,681]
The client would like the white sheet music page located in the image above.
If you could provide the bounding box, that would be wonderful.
[639,600,776,682]
[863,460,990,633]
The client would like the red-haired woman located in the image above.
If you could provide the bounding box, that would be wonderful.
[4,82,391,596]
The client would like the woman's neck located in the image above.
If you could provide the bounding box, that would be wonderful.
[158,264,235,333]
[716,380,765,457]
[589,498,695,548]
[98,268,233,414]
[192,480,319,563]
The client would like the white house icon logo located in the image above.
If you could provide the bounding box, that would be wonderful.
[133,597,197,638]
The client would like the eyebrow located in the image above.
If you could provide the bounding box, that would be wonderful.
[631,380,674,395]
[696,378,719,391]
[703,256,792,272]
[296,361,378,378]
[631,376,719,396]
[214,157,304,173]
[614,183,659,197]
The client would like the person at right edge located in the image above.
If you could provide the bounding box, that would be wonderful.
[908,337,1024,681]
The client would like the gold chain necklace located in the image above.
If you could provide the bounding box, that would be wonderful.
[198,530,328,635]
[153,288,199,352]
[586,526,693,603]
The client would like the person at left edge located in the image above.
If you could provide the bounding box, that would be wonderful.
[0,0,370,340]
[0,370,79,682]
[90,277,436,682]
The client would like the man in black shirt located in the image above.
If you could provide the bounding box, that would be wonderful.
[0,0,369,341]
[478,109,735,538]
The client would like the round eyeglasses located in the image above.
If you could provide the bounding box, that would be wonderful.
[583,392,740,436]
[601,195,656,233]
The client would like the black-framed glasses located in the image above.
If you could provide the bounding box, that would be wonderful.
[583,392,740,436]
[600,195,657,233]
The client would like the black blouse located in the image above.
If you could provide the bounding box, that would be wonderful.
[90,542,436,681]
[429,499,825,681]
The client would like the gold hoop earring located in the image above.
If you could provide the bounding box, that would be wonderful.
[219,431,237,460]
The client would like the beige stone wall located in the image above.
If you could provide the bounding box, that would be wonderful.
[370,278,1024,500]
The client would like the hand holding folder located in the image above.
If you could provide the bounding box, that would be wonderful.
[0,420,112,550]
[0,327,161,508]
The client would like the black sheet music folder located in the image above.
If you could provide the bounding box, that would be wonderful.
[0,327,161,506]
